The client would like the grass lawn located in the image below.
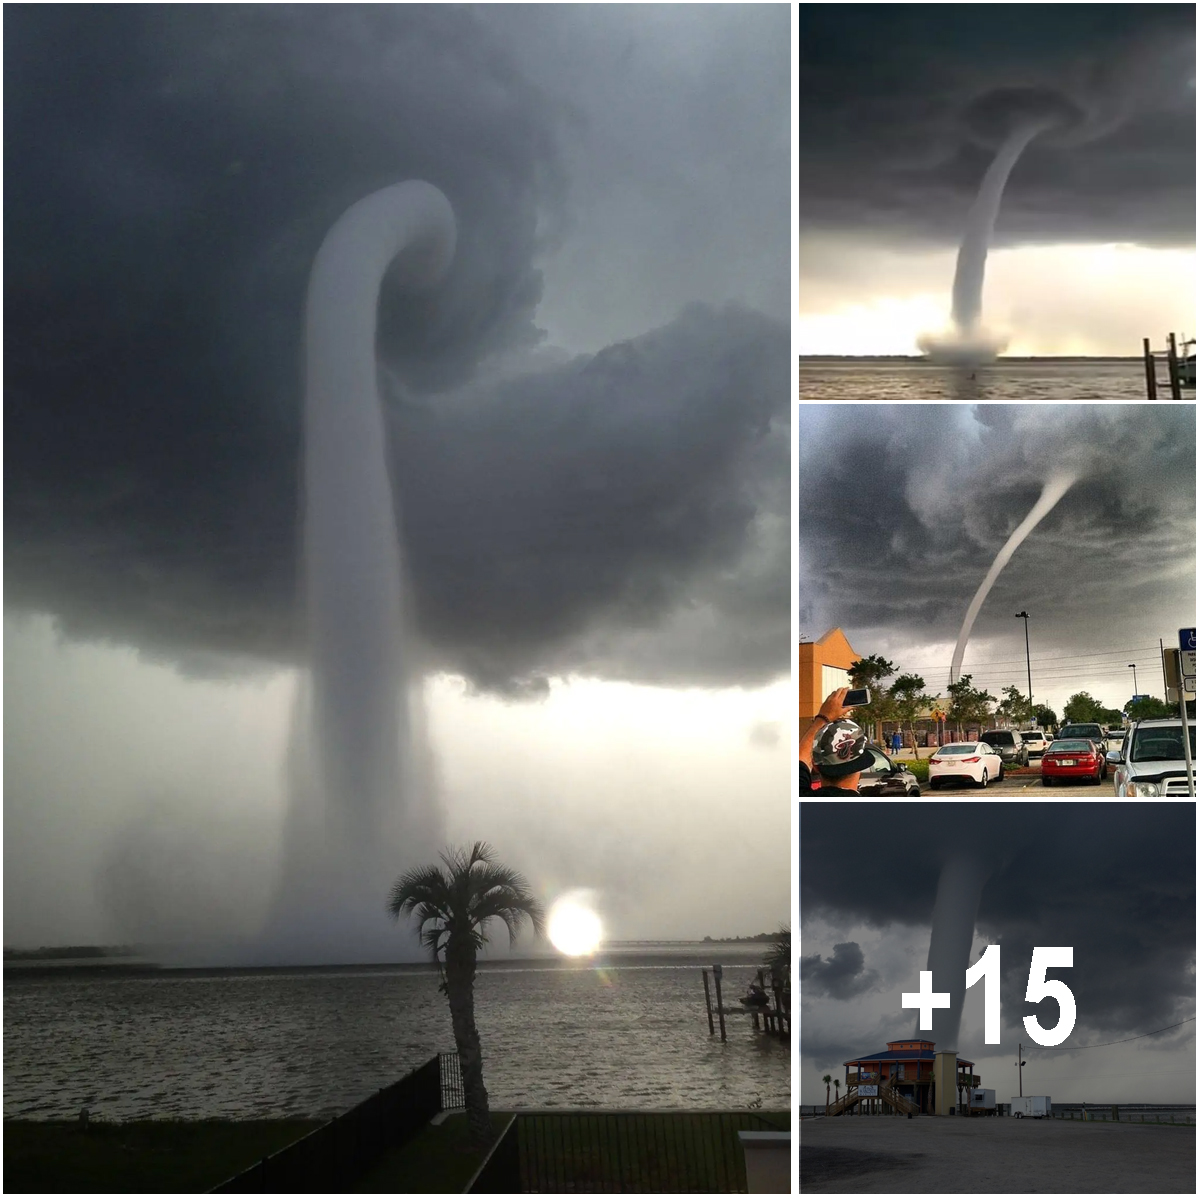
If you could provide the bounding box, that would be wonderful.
[3,1119,322,1193]
[354,1111,511,1192]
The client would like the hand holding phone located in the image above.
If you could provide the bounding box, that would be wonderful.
[843,687,870,707]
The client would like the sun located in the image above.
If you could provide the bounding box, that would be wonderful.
[547,897,603,957]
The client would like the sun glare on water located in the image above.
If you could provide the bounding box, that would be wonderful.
[547,898,603,957]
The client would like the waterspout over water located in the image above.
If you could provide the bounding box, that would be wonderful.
[270,182,455,960]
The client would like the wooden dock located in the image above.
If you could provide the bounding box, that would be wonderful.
[701,965,789,1041]
[1142,333,1194,398]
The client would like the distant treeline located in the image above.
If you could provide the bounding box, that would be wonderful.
[4,945,135,960]
[701,933,776,944]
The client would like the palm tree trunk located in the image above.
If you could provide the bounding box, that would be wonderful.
[445,942,491,1146]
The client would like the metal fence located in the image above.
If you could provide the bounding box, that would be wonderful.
[211,1056,443,1192]
[439,1050,466,1109]
[468,1111,787,1193]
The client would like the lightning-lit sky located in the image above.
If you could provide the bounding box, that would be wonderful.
[801,803,1197,1105]
[4,5,789,952]
[797,404,1196,717]
[798,4,1196,355]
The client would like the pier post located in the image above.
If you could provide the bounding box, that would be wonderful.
[1143,338,1157,399]
[712,964,727,1042]
[701,970,715,1036]
[1167,333,1182,399]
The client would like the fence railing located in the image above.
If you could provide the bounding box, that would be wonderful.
[211,1054,455,1192]
[440,1050,466,1109]
[468,1111,787,1193]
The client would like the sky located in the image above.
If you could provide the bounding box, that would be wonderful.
[3,5,790,953]
[797,4,1196,355]
[796,404,1196,718]
[800,802,1197,1105]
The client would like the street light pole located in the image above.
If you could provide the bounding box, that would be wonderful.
[1128,663,1138,696]
[1015,612,1032,712]
[1016,1043,1027,1098]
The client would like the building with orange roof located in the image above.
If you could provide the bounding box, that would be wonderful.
[798,628,861,726]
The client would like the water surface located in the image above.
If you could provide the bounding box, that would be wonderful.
[5,957,788,1121]
[800,358,1157,402]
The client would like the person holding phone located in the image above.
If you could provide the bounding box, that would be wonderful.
[799,686,875,796]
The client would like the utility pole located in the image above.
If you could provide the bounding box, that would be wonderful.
[1016,1043,1027,1098]
[1161,638,1169,703]
[1129,663,1138,696]
[1015,612,1032,712]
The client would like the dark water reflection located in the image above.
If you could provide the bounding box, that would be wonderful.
[5,960,788,1120]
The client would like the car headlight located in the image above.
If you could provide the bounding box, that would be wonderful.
[1129,781,1160,797]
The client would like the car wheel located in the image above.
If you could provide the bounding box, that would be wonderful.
[928,779,939,791]
[978,768,988,789]
[1041,776,1051,786]
[998,764,1005,781]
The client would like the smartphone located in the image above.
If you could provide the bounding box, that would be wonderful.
[843,687,870,707]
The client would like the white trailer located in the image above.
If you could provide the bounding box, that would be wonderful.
[969,1088,996,1115]
[1011,1095,1052,1119]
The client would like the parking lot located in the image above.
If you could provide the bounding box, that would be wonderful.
[800,1114,1196,1193]
[932,772,1113,796]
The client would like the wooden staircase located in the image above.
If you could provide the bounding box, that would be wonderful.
[827,1083,919,1117]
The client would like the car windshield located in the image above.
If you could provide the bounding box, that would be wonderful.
[1130,725,1197,763]
[940,744,978,755]
[1059,725,1100,737]
[1020,733,1042,743]
[1048,740,1091,752]
[983,732,1014,745]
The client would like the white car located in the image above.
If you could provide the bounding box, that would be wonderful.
[1108,718,1196,796]
[1019,730,1049,757]
[927,742,1004,790]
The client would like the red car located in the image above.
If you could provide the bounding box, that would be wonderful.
[1041,738,1106,786]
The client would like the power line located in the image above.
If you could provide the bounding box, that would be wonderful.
[891,646,1162,674]
[1066,1017,1195,1051]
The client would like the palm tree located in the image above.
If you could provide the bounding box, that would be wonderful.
[387,841,545,1147]
[833,1078,841,1105]
[762,925,789,982]
[823,1074,832,1112]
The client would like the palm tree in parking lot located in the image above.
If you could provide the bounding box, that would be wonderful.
[387,841,545,1147]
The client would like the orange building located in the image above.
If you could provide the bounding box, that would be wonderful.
[798,628,861,726]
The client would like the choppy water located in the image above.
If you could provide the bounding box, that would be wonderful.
[800,358,1164,402]
[4,957,788,1121]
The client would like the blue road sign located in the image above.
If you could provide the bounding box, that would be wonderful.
[1180,628,1196,652]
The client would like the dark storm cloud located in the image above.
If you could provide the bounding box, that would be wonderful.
[796,404,1195,666]
[4,6,788,691]
[800,803,1196,1043]
[801,941,881,1000]
[798,4,1195,246]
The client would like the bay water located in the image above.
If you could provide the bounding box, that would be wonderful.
[5,952,788,1121]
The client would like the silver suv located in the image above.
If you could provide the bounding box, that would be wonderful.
[1108,718,1197,796]
[981,729,1029,767]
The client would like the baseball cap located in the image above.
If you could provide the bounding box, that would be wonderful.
[813,718,875,778]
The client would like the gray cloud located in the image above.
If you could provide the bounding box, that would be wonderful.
[4,5,788,692]
[801,941,881,1001]
[798,5,1195,247]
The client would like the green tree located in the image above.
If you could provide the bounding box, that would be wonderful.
[1063,692,1105,723]
[1034,705,1057,731]
[388,842,545,1146]
[834,1078,841,1104]
[849,655,897,743]
[947,675,996,739]
[890,673,934,752]
[1098,707,1125,728]
[995,685,1035,727]
[823,1073,832,1111]
[1126,696,1174,721]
